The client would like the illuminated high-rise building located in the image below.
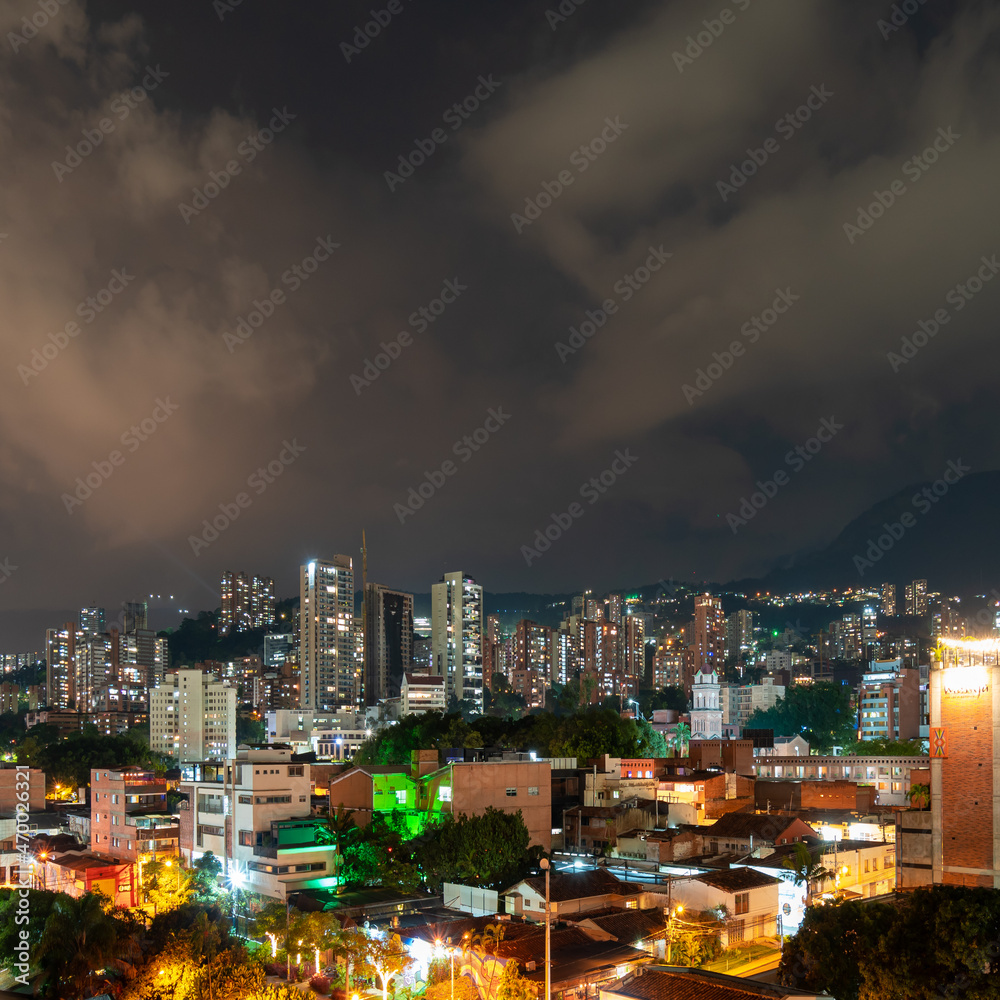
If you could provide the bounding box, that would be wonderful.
[363,582,414,706]
[45,623,83,709]
[515,620,552,679]
[431,571,484,711]
[80,606,106,634]
[220,571,276,636]
[904,579,929,616]
[880,582,896,617]
[299,556,355,711]
[686,594,725,696]
[725,610,755,659]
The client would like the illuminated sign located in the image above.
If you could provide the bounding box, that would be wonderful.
[942,666,990,697]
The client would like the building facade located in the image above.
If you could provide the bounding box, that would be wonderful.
[91,766,178,863]
[431,571,484,711]
[300,556,356,711]
[363,583,414,706]
[150,669,237,762]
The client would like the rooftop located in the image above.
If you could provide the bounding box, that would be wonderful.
[703,812,815,841]
[604,966,826,1000]
[693,868,781,893]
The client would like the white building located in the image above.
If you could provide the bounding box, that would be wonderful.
[150,669,236,762]
[178,746,337,900]
[401,672,446,715]
[431,571,484,711]
[672,868,780,946]
[266,709,369,758]
[689,669,722,739]
[764,650,792,673]
[300,556,356,711]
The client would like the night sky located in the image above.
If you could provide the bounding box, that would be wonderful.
[1,0,996,645]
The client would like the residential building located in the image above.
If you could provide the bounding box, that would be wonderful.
[178,745,337,900]
[90,766,178,863]
[45,623,83,709]
[265,709,369,757]
[431,571,484,711]
[502,867,654,920]
[904,579,929,616]
[150,669,237,762]
[674,868,781,946]
[330,752,553,849]
[652,635,684,689]
[400,673,446,715]
[0,765,45,815]
[751,753,929,808]
[929,638,1000,887]
[29,845,137,907]
[601,966,831,1000]
[699,812,818,855]
[880,582,896,617]
[363,583,414,706]
[264,633,294,668]
[122,601,148,633]
[931,598,965,639]
[686,595,725,696]
[220,571,276,636]
[858,659,920,740]
[80,606,106,634]
[300,556,356,711]
[725,610,755,660]
[515,620,552,680]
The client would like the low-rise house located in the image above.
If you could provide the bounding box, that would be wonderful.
[601,965,833,1000]
[672,868,781,946]
[698,812,817,855]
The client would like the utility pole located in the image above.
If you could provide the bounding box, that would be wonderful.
[540,858,551,1000]
[286,899,291,982]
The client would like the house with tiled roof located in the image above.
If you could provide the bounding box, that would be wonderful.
[503,866,642,919]
[600,965,833,1000]
[670,868,781,947]
[699,812,818,856]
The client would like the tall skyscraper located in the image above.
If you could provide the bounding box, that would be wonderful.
[80,606,106,634]
[880,582,896,617]
[300,556,355,710]
[45,623,83,709]
[122,601,148,633]
[725,610,755,660]
[686,594,725,696]
[363,582,414,705]
[220,571,277,636]
[431,571,484,711]
[484,614,502,690]
[904,579,929,616]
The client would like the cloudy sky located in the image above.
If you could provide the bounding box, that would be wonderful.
[0,0,996,645]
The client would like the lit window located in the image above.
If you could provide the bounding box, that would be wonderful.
[439,787,452,802]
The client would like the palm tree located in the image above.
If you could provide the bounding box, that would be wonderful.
[467,923,506,998]
[35,892,119,998]
[670,722,691,755]
[905,783,930,810]
[782,842,831,907]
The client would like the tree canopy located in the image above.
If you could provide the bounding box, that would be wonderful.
[745,681,856,752]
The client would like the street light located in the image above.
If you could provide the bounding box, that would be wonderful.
[628,699,643,721]
[666,905,683,964]
[540,858,551,1000]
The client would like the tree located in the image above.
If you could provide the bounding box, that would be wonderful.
[0,888,59,975]
[422,807,541,891]
[190,851,223,901]
[782,842,831,908]
[360,933,413,1000]
[34,892,120,998]
[668,722,691,755]
[495,959,534,1000]
[668,908,726,967]
[745,681,855,752]
[905,783,929,810]
[847,737,925,756]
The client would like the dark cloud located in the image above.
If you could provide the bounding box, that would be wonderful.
[0,0,998,645]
